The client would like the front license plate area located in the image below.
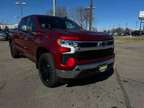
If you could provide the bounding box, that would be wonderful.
[98,64,108,72]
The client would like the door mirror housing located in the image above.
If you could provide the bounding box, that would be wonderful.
[21,25,32,32]
[21,25,27,32]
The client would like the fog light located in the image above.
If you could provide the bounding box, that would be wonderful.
[66,57,76,68]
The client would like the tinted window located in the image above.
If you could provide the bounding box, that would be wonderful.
[27,17,35,32]
[39,17,66,29]
[18,18,27,31]
[65,20,80,30]
[38,17,80,30]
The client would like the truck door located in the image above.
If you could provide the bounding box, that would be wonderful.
[22,17,37,60]
[15,18,27,53]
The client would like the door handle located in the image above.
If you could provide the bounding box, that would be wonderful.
[24,46,27,49]
[24,37,28,40]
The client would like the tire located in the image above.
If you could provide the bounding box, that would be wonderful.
[9,41,20,58]
[38,53,59,87]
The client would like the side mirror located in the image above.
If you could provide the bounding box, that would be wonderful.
[21,25,27,32]
[21,25,32,32]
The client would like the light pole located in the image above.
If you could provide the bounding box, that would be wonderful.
[16,0,26,18]
[52,0,56,16]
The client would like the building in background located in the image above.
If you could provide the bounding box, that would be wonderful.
[0,23,18,29]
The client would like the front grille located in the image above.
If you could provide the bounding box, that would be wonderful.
[76,48,114,60]
[78,40,113,48]
[62,40,114,64]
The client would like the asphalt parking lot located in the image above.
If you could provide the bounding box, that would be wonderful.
[0,38,144,108]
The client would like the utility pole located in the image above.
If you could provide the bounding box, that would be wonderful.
[52,0,56,16]
[85,0,95,31]
[16,0,26,18]
[89,0,93,31]
[139,19,143,31]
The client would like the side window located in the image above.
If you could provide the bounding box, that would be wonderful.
[65,20,80,30]
[65,21,75,29]
[27,17,35,32]
[39,18,52,29]
[18,18,27,31]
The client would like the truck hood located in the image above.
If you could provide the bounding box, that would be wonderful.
[55,30,113,41]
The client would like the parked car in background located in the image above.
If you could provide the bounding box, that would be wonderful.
[131,30,144,36]
[0,30,7,40]
[0,30,5,36]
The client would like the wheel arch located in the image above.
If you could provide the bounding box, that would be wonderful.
[36,47,50,68]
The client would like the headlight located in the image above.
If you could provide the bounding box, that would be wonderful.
[57,39,78,54]
[57,39,78,48]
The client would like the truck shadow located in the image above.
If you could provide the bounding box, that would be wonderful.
[66,69,114,87]
[0,38,7,41]
[0,81,7,90]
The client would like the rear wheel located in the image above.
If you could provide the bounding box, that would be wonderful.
[9,41,20,58]
[38,53,59,87]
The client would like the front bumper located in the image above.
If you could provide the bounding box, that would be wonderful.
[56,58,114,78]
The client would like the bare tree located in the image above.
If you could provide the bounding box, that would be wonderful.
[72,0,95,31]
[76,7,85,27]
[46,6,91,30]
[47,6,67,17]
[72,7,89,29]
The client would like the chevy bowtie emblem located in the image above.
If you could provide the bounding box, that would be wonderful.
[97,41,103,47]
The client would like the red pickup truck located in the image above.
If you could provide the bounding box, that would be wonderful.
[9,15,114,87]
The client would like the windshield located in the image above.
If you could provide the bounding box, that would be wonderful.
[38,16,81,30]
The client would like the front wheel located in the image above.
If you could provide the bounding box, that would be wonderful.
[38,53,59,87]
[9,41,20,58]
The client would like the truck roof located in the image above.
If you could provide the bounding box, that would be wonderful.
[22,14,66,19]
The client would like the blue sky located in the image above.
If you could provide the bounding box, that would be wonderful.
[0,0,144,30]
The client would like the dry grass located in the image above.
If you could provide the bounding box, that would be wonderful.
[114,36,144,44]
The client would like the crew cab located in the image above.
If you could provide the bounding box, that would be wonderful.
[9,15,114,87]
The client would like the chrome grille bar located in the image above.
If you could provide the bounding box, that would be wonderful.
[76,40,114,52]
